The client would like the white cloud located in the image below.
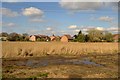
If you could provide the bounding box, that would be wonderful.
[7,23,16,27]
[68,25,77,29]
[22,7,44,17]
[46,27,52,31]
[80,25,119,33]
[27,29,39,35]
[59,1,118,13]
[2,22,16,27]
[51,31,56,34]
[106,27,119,31]
[80,26,105,31]
[0,22,2,26]
[1,7,19,17]
[81,26,95,29]
[112,6,118,12]
[29,18,45,23]
[60,31,65,33]
[110,22,118,28]
[96,27,104,31]
[98,16,114,22]
[59,0,103,12]
[82,28,88,32]
[74,29,80,32]
[105,27,119,33]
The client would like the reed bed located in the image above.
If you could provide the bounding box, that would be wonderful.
[2,42,119,58]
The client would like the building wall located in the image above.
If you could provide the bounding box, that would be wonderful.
[0,37,7,41]
[60,36,68,42]
[29,36,36,41]
[50,36,56,41]
[113,35,119,42]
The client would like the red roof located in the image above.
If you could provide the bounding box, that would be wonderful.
[63,35,73,39]
[113,34,120,40]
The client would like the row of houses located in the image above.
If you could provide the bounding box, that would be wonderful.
[29,34,73,42]
[29,34,120,42]
[0,34,120,42]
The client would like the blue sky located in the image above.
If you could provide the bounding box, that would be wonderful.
[1,1,118,36]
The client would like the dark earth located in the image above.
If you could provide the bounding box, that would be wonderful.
[2,53,119,78]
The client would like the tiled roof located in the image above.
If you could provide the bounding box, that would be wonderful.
[63,35,73,39]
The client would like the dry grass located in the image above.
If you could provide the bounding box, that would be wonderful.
[2,42,119,58]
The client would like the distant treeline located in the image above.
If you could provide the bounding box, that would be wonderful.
[0,32,30,41]
[0,29,119,42]
[72,29,117,42]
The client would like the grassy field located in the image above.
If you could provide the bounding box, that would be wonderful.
[2,42,119,78]
[2,42,119,58]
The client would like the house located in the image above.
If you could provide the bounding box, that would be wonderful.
[50,35,56,41]
[60,35,73,42]
[29,35,50,41]
[29,35,36,41]
[50,35,61,41]
[113,34,120,42]
[0,37,7,41]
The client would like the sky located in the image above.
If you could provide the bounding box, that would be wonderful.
[1,1,119,36]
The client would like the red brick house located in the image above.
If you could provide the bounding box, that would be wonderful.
[50,36,57,41]
[50,35,61,41]
[113,34,120,42]
[60,35,73,42]
[29,35,50,41]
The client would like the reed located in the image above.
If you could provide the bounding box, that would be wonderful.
[2,42,119,58]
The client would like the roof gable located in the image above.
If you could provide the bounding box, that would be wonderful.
[63,35,72,39]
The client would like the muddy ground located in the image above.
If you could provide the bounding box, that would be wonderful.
[2,53,119,78]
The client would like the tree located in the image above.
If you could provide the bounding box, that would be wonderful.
[73,30,85,42]
[52,34,55,36]
[73,35,78,42]
[84,35,89,42]
[76,30,85,42]
[77,33,85,42]
[104,32,113,42]
[73,35,77,39]
[87,29,104,42]
[78,30,82,35]
[118,38,120,42]
[0,32,8,37]
[22,33,29,41]
[37,38,45,41]
[22,33,29,37]
[7,32,20,41]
